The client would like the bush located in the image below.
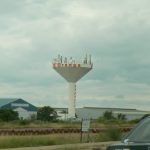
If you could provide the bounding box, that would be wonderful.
[103,111,115,120]
[19,120,31,126]
[37,106,58,122]
[0,110,19,121]
[97,126,122,141]
[106,127,122,141]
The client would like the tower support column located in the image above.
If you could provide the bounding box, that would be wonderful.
[68,82,76,118]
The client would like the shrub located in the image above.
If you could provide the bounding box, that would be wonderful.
[103,111,115,120]
[106,127,122,141]
[97,126,122,142]
[19,120,31,126]
[37,106,58,121]
[0,110,19,121]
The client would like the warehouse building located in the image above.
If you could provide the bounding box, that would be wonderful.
[0,98,37,119]
[76,107,150,121]
[54,107,150,121]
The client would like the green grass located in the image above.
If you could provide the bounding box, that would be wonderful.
[0,120,133,149]
[0,134,81,149]
[0,120,81,129]
[0,130,128,149]
[0,132,129,149]
[0,120,135,129]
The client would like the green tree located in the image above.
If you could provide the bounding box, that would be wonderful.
[60,109,68,120]
[103,111,115,120]
[29,114,37,121]
[141,114,150,120]
[117,113,126,120]
[0,110,19,121]
[37,106,58,121]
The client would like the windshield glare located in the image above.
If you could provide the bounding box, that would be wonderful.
[125,117,150,142]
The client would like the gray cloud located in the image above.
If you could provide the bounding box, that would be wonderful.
[0,0,150,110]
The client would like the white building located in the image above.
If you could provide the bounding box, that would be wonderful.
[55,107,150,121]
[0,98,37,119]
[76,107,150,120]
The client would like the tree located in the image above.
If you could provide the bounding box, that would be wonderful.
[29,114,37,121]
[140,114,150,120]
[60,109,68,120]
[37,106,58,121]
[0,110,19,121]
[103,111,115,120]
[117,113,126,120]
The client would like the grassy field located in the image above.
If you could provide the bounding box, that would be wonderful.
[0,128,129,149]
[0,134,79,149]
[0,120,133,149]
[0,121,80,129]
[0,120,135,129]
[0,132,124,149]
[0,134,76,148]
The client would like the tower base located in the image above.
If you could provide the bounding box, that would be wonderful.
[68,82,76,118]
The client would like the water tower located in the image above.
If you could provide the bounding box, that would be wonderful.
[52,54,93,118]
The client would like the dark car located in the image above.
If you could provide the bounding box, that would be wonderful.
[106,116,150,150]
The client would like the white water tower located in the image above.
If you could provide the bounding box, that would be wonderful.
[52,54,93,118]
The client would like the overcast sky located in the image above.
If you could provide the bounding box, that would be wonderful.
[0,0,150,110]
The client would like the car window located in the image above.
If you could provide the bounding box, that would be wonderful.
[125,117,150,142]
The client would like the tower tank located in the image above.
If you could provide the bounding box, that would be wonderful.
[52,54,93,118]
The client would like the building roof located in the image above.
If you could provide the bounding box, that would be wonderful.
[0,98,18,107]
[76,107,150,120]
[0,98,37,112]
[83,107,137,111]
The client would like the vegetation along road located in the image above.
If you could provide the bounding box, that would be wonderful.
[0,141,119,150]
